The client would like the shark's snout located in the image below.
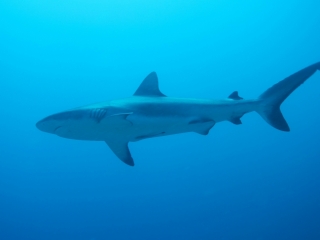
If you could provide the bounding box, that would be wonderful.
[36,109,87,136]
[36,114,64,134]
[35,120,44,131]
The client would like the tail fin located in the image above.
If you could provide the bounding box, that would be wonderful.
[257,62,320,131]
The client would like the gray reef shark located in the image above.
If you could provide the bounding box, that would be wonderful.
[36,62,320,166]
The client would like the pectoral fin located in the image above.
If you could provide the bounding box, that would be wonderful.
[105,140,134,166]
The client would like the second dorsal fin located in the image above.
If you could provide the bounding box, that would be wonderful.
[133,72,166,97]
[228,91,243,100]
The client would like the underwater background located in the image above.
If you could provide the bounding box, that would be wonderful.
[1,1,320,239]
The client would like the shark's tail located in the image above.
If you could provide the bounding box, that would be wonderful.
[256,62,320,131]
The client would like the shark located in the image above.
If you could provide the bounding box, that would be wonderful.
[36,62,320,166]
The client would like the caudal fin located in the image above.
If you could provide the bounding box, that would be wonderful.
[257,62,320,131]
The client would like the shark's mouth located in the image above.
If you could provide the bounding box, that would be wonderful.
[54,126,62,134]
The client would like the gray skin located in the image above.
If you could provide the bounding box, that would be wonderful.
[36,62,320,166]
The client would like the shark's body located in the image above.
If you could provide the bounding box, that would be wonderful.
[37,62,320,166]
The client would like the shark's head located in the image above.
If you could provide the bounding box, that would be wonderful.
[36,114,61,134]
[36,110,87,137]
[36,106,123,140]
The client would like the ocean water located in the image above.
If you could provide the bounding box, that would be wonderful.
[1,1,320,239]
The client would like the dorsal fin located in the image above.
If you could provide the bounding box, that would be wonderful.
[228,91,243,100]
[133,72,166,97]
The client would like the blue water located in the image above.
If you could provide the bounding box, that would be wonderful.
[1,1,320,239]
